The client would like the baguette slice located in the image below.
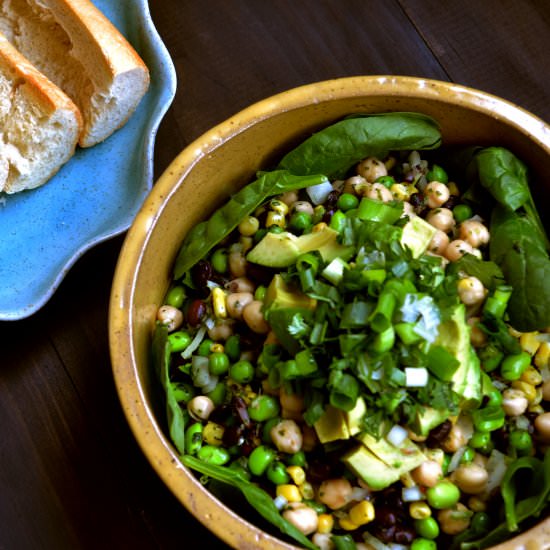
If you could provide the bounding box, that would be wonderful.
[0,0,150,147]
[0,32,82,194]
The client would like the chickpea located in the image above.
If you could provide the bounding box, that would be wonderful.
[226,276,255,293]
[292,201,314,216]
[411,460,443,488]
[156,305,183,332]
[502,388,529,416]
[207,319,234,341]
[225,291,254,320]
[457,276,486,306]
[459,219,490,248]
[242,300,270,334]
[280,386,305,413]
[187,395,215,421]
[270,419,303,453]
[301,424,319,452]
[426,208,455,233]
[364,182,393,202]
[425,181,451,208]
[445,239,475,262]
[438,503,471,535]
[402,201,415,217]
[343,175,367,195]
[534,412,550,443]
[312,533,335,550]
[428,230,450,255]
[357,156,387,182]
[468,317,487,348]
[228,247,247,278]
[452,463,489,494]
[318,478,353,510]
[279,190,298,206]
[282,502,318,535]
[442,423,468,453]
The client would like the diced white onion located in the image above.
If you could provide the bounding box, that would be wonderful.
[362,533,391,550]
[191,356,211,387]
[402,485,424,502]
[405,367,429,387]
[306,179,333,205]
[350,487,370,501]
[322,257,347,285]
[201,374,219,394]
[514,415,531,431]
[492,379,507,390]
[181,325,207,359]
[206,280,220,290]
[273,495,287,510]
[371,368,384,381]
[389,545,408,550]
[387,425,408,447]
[447,447,466,473]
[483,449,509,498]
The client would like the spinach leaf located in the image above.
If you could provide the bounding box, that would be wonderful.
[173,170,328,279]
[181,455,318,550]
[489,206,550,331]
[152,324,187,454]
[277,112,442,178]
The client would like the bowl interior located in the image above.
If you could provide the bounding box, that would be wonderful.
[110,76,550,549]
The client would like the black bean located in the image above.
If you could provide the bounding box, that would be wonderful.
[426,419,452,448]
[232,396,251,428]
[192,260,213,289]
[442,194,460,210]
[246,263,275,285]
[409,191,425,208]
[394,526,415,545]
[325,190,340,206]
[322,209,334,224]
[187,299,207,326]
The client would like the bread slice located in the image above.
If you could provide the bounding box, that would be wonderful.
[0,32,82,194]
[0,0,150,147]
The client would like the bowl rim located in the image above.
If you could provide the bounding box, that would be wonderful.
[109,75,550,549]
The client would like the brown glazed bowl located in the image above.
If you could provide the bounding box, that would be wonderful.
[109,76,550,549]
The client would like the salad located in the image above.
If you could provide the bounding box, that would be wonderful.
[152,113,550,550]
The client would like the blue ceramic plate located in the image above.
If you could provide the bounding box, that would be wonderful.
[0,0,176,320]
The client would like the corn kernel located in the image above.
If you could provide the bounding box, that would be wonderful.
[339,517,360,531]
[390,183,409,201]
[384,156,396,170]
[447,181,460,196]
[317,514,334,534]
[286,466,306,485]
[528,403,544,414]
[409,501,431,519]
[269,199,289,216]
[512,380,537,403]
[299,482,314,500]
[532,387,543,406]
[400,472,415,488]
[312,222,328,233]
[266,211,286,228]
[276,484,302,503]
[211,287,227,319]
[520,332,541,355]
[468,496,487,513]
[534,341,550,369]
[202,422,224,446]
[508,326,523,338]
[349,500,375,526]
[521,366,543,386]
[239,236,254,253]
[210,343,224,353]
[238,215,260,237]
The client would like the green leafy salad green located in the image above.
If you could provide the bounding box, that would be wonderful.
[153,113,550,550]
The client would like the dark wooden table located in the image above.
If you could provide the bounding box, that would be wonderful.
[2,1,550,549]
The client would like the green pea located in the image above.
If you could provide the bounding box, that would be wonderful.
[329,210,346,233]
[185,423,203,455]
[224,335,241,362]
[289,211,312,233]
[469,430,491,450]
[268,225,285,234]
[509,429,533,452]
[254,285,267,301]
[171,382,195,404]
[414,516,440,540]
[262,417,282,444]
[411,538,437,550]
[198,338,214,356]
[501,351,531,381]
[337,192,359,212]
[211,248,228,274]
[375,175,395,188]
[248,445,276,476]
[207,382,226,406]
[209,352,230,375]
[197,445,230,466]
[460,447,476,464]
[230,360,255,384]
[470,511,490,534]
[452,204,472,223]
[248,395,280,422]
[166,285,185,308]
[168,330,192,352]
[426,480,460,509]
[286,450,307,467]
[266,460,290,485]
[427,164,448,184]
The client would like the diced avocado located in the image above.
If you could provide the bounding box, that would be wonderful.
[264,274,317,310]
[314,405,351,443]
[357,432,426,474]
[247,227,353,267]
[434,303,482,408]
[345,397,367,436]
[411,407,449,437]
[342,445,402,490]
[401,214,437,258]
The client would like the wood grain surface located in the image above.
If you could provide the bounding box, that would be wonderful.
[1,1,549,549]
